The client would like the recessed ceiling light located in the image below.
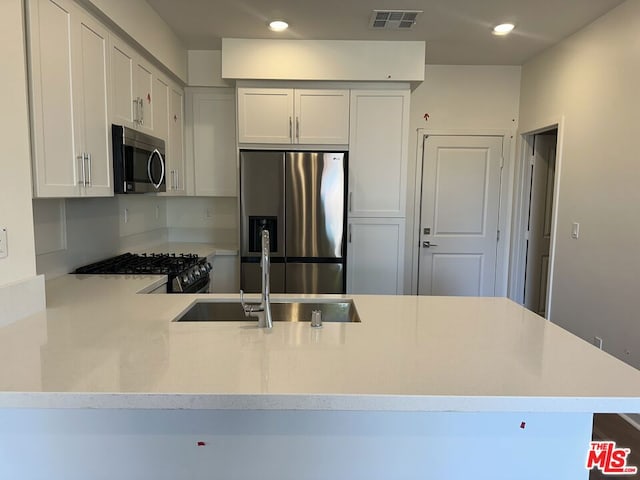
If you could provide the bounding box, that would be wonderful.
[492,23,515,36]
[269,20,289,32]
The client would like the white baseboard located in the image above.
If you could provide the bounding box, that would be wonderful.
[0,275,46,327]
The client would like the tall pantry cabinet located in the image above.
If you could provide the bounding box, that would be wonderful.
[347,90,409,294]
[27,0,112,197]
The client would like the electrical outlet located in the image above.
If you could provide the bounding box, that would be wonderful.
[205,209,213,218]
[155,205,160,220]
[124,208,129,224]
[0,228,7,259]
[593,336,603,349]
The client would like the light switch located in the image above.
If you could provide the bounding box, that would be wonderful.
[571,222,580,239]
[0,228,7,258]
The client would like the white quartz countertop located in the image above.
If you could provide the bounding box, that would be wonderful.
[1,274,640,412]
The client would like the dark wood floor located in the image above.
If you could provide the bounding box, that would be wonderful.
[589,414,640,479]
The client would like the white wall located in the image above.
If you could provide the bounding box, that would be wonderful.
[166,197,237,245]
[405,65,522,292]
[187,50,233,87]
[82,0,187,82]
[519,0,640,368]
[0,0,37,288]
[33,196,237,279]
[33,197,168,279]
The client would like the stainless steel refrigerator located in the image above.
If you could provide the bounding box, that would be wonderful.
[240,150,347,294]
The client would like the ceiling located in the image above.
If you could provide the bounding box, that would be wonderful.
[146,0,625,65]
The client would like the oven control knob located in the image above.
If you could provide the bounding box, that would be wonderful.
[193,268,201,279]
[200,265,208,274]
[182,274,189,284]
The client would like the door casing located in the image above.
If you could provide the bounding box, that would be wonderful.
[508,117,565,320]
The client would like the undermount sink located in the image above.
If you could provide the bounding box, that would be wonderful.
[174,299,361,323]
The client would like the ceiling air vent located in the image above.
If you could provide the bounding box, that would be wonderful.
[370,10,422,30]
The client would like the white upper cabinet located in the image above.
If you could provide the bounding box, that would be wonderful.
[237,88,293,144]
[152,75,169,143]
[28,0,111,197]
[348,90,410,217]
[167,86,186,195]
[189,88,237,197]
[294,90,350,144]
[237,88,349,144]
[110,36,154,134]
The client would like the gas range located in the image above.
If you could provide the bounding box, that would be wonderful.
[75,253,212,293]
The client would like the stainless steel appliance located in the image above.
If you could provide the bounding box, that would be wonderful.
[240,150,347,294]
[112,125,166,193]
[75,253,212,293]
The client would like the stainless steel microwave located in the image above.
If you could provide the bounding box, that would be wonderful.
[112,125,166,193]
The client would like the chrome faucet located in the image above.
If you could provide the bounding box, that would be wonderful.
[240,229,273,328]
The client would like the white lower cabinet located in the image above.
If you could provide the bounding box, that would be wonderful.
[187,88,237,196]
[28,0,111,197]
[346,218,405,294]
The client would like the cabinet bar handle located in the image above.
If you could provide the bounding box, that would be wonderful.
[296,116,299,141]
[176,170,179,190]
[139,98,144,125]
[133,98,138,124]
[289,116,292,141]
[348,192,353,212]
[86,153,92,186]
[348,224,352,243]
[78,154,85,186]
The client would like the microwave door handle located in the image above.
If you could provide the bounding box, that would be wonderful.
[147,148,165,189]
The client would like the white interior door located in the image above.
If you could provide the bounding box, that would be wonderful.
[418,135,503,296]
[524,131,557,317]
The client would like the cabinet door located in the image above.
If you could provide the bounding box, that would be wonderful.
[153,75,169,142]
[109,37,135,128]
[168,86,185,194]
[295,89,349,144]
[349,90,410,217]
[346,218,405,294]
[28,0,80,197]
[237,88,293,143]
[192,89,237,196]
[75,10,111,196]
[135,61,154,133]
[153,75,173,192]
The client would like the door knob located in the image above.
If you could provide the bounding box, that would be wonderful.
[422,241,439,248]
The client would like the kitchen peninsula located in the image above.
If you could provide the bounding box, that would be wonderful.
[1,274,639,479]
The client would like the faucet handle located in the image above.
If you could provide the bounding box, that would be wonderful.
[240,289,251,316]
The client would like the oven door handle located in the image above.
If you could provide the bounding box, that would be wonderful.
[147,148,165,190]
